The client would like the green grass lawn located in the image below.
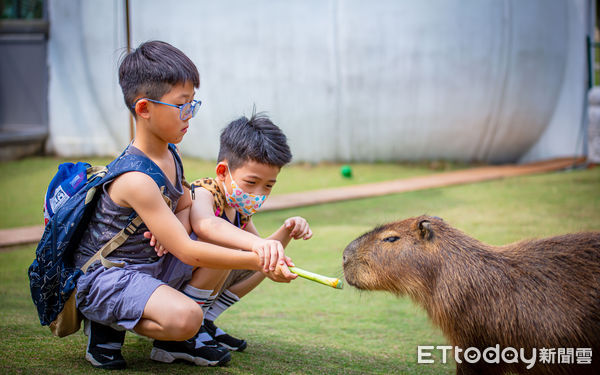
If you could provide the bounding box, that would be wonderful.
[0,157,598,374]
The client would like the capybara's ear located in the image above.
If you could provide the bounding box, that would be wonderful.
[418,219,433,241]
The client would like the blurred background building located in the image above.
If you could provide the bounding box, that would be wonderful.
[0,0,47,160]
[0,0,596,163]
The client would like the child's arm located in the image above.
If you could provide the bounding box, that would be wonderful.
[264,217,313,248]
[175,185,192,234]
[242,217,312,250]
[145,186,192,256]
[243,219,297,273]
[190,188,286,272]
[109,171,294,282]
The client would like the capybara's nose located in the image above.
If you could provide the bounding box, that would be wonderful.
[343,240,358,266]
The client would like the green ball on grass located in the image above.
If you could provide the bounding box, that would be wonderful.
[341,165,352,178]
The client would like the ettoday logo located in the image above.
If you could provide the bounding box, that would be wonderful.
[418,345,593,369]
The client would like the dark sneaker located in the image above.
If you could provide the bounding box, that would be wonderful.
[86,345,127,370]
[150,332,231,367]
[86,321,127,370]
[204,319,247,352]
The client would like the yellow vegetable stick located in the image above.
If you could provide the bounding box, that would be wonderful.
[289,266,343,289]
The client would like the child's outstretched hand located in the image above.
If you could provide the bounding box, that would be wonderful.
[252,239,286,273]
[262,256,297,283]
[284,217,313,240]
[143,231,169,257]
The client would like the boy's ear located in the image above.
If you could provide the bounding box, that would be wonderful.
[215,162,228,181]
[134,99,150,119]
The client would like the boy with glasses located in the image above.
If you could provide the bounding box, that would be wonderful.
[73,40,295,370]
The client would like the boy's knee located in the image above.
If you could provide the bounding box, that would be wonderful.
[169,302,203,340]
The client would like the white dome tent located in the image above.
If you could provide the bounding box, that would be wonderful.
[46,0,591,163]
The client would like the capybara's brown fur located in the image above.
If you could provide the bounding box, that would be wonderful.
[343,215,600,375]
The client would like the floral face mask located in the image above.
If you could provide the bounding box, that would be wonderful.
[224,169,267,216]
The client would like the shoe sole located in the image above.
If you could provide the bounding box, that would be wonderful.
[219,340,247,352]
[85,352,127,370]
[150,348,231,367]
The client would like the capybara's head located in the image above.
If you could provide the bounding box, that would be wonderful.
[343,215,451,298]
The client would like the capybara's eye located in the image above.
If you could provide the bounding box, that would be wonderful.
[382,236,400,243]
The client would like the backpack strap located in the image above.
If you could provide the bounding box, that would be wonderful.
[84,166,108,204]
[80,215,143,271]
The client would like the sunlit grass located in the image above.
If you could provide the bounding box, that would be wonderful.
[0,157,598,374]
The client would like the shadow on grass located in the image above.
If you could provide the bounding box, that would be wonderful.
[0,245,454,375]
[0,323,453,375]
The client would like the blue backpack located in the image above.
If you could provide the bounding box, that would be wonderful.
[28,144,180,337]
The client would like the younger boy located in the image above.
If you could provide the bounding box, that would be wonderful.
[73,41,295,370]
[185,113,313,350]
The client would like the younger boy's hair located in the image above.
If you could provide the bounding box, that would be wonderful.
[218,112,292,170]
[119,40,200,115]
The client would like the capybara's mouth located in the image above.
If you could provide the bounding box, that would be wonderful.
[343,271,358,288]
[342,261,369,290]
[343,266,378,290]
[344,277,365,289]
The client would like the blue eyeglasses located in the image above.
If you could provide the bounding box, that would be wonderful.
[132,98,202,121]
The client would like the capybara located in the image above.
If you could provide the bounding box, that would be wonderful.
[342,215,600,375]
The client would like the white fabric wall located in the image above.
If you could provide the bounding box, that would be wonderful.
[47,0,588,163]
[48,0,130,156]
[520,0,589,162]
[588,87,600,163]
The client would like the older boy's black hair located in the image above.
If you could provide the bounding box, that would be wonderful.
[119,40,200,115]
[218,112,292,170]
